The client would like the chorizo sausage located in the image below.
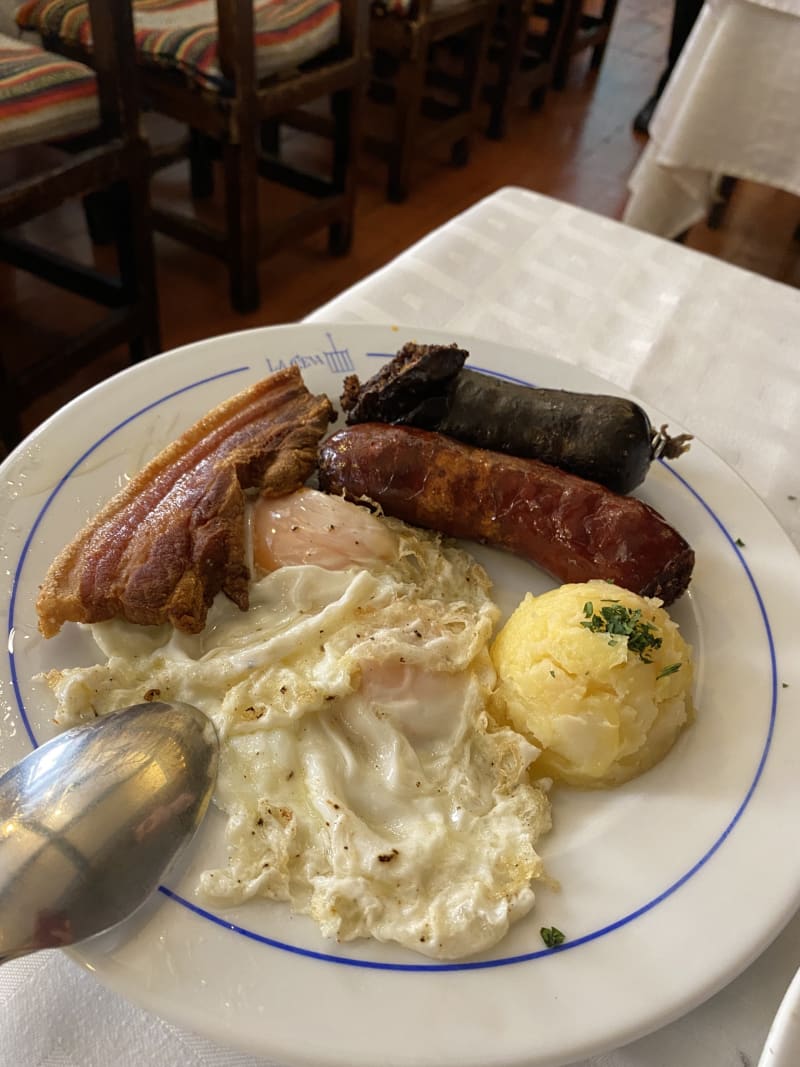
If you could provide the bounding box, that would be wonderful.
[317,424,694,605]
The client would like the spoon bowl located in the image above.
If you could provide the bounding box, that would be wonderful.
[0,700,218,963]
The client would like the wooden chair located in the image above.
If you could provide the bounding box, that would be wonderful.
[17,0,369,315]
[368,0,499,203]
[0,0,160,449]
[484,0,568,140]
[552,0,619,90]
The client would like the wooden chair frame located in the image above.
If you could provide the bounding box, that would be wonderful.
[368,0,499,203]
[0,0,160,448]
[553,0,619,89]
[133,0,369,314]
[485,0,569,140]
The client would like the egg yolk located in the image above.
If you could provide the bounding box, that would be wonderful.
[253,488,399,573]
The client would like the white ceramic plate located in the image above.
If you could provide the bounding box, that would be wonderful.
[3,323,800,1067]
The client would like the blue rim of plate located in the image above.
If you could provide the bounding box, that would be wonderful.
[5,354,778,973]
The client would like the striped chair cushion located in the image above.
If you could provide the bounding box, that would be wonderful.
[16,0,341,91]
[0,32,98,151]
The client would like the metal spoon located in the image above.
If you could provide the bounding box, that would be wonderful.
[0,700,218,963]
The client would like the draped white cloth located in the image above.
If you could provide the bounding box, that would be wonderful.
[623,0,800,238]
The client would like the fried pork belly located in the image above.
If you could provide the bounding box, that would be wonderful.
[37,367,335,638]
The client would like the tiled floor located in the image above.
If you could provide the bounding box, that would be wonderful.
[1,0,798,440]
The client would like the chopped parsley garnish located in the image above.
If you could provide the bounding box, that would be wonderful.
[540,926,566,949]
[656,663,681,680]
[735,537,746,547]
[580,603,662,663]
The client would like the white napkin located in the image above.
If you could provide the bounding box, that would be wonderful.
[0,953,278,1067]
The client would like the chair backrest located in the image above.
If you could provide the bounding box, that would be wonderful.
[216,0,256,89]
[338,0,368,55]
[86,0,141,140]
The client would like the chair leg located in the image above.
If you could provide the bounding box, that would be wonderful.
[488,3,528,141]
[387,47,428,203]
[449,19,490,166]
[707,175,737,230]
[223,131,261,314]
[590,40,606,70]
[553,0,581,90]
[328,84,360,257]
[189,128,215,200]
[260,121,280,157]
[451,137,470,167]
[487,28,513,140]
[487,103,508,144]
[328,219,352,257]
[591,0,619,69]
[0,354,22,452]
[82,190,116,246]
[529,85,547,110]
[113,145,162,362]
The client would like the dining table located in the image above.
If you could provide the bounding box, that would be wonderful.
[2,185,800,1066]
[622,0,800,239]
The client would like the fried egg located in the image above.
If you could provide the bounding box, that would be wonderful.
[45,489,551,959]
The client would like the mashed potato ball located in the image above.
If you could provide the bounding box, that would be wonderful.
[490,580,694,787]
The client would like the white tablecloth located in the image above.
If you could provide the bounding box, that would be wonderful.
[623,0,800,238]
[4,187,800,1066]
